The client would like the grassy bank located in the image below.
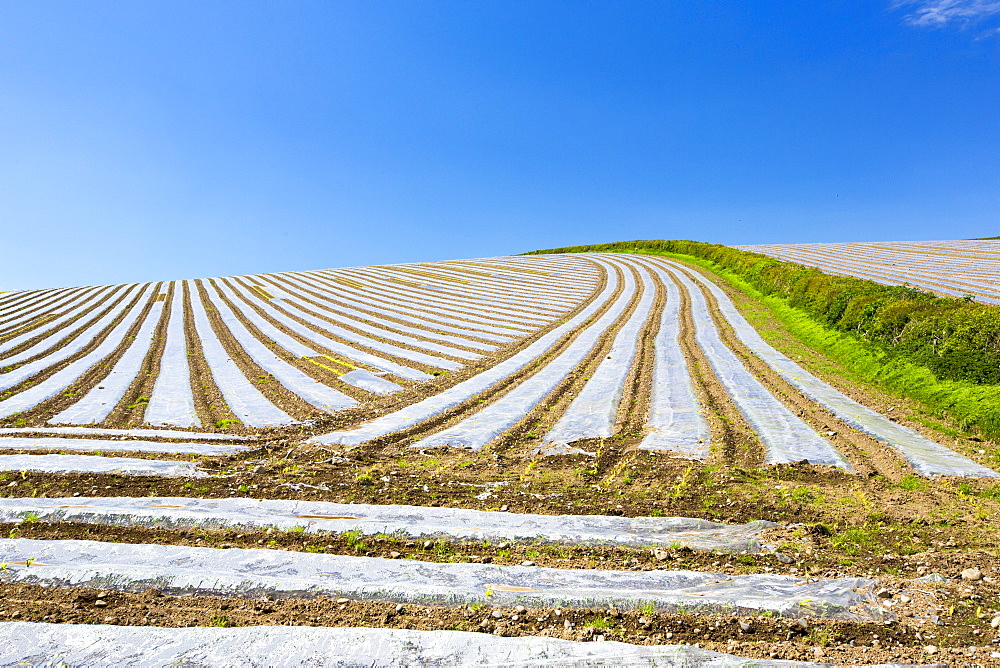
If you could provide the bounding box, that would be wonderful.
[525,241,1000,443]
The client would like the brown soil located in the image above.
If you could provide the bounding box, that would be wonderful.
[3,255,1000,664]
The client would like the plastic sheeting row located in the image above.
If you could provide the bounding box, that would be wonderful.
[0,622,946,667]
[0,496,776,551]
[0,538,881,619]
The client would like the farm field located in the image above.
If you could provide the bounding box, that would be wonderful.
[736,239,1000,305]
[0,252,998,665]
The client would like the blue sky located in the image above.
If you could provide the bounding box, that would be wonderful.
[2,1,998,290]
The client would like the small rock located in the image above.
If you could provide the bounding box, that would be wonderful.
[96,592,108,599]
[563,620,572,629]
[876,588,893,599]
[521,560,535,567]
[500,505,509,512]
[775,552,795,564]
[898,595,912,604]
[405,542,416,548]
[924,645,937,655]
[989,615,1000,629]
[962,567,982,581]
[653,549,670,562]
[94,600,108,608]
[738,619,753,633]
[492,610,503,619]
[638,616,650,626]
[796,618,809,632]
[663,632,673,639]
[423,541,433,549]
[336,598,349,604]
[515,605,526,614]
[497,542,511,550]
[389,551,401,559]
[812,647,825,657]
[103,616,115,623]
[395,604,404,613]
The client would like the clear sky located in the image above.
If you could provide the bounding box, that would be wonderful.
[2,1,998,290]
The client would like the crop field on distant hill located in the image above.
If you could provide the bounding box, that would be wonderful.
[737,239,1000,305]
[1,252,999,665]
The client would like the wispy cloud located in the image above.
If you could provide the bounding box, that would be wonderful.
[894,0,1000,27]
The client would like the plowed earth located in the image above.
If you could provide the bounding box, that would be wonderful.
[1,255,999,666]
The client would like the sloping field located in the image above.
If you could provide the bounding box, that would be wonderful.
[736,239,1000,305]
[0,253,997,665]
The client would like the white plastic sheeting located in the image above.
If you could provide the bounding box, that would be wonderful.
[265,277,509,346]
[0,454,206,477]
[0,285,156,418]
[354,268,556,323]
[0,284,138,384]
[208,278,463,373]
[3,623,944,668]
[417,260,634,451]
[145,284,201,428]
[650,261,850,470]
[187,281,296,427]
[297,272,531,336]
[0,287,111,353]
[223,278,483,361]
[538,263,657,455]
[634,260,710,456]
[0,497,775,552]
[235,279,434,383]
[308,259,616,447]
[317,271,537,333]
[49,298,166,425]
[674,261,999,479]
[208,281,405,395]
[201,281,357,413]
[0,437,244,456]
[0,538,879,619]
[0,426,249,440]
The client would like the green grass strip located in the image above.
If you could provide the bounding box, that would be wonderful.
[528,244,1000,444]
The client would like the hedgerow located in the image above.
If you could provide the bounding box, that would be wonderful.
[525,239,1000,387]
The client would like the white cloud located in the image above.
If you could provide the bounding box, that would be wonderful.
[894,0,1000,27]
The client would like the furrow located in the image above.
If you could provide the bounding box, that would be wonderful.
[535,262,659,456]
[0,285,157,419]
[144,283,200,428]
[219,276,475,366]
[308,258,617,447]
[199,280,357,414]
[625,260,711,456]
[676,260,1000,478]
[48,294,167,425]
[265,272,516,342]
[242,278,499,351]
[186,280,296,427]
[216,278,433,382]
[0,285,132,369]
[413,259,636,451]
[650,261,850,469]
